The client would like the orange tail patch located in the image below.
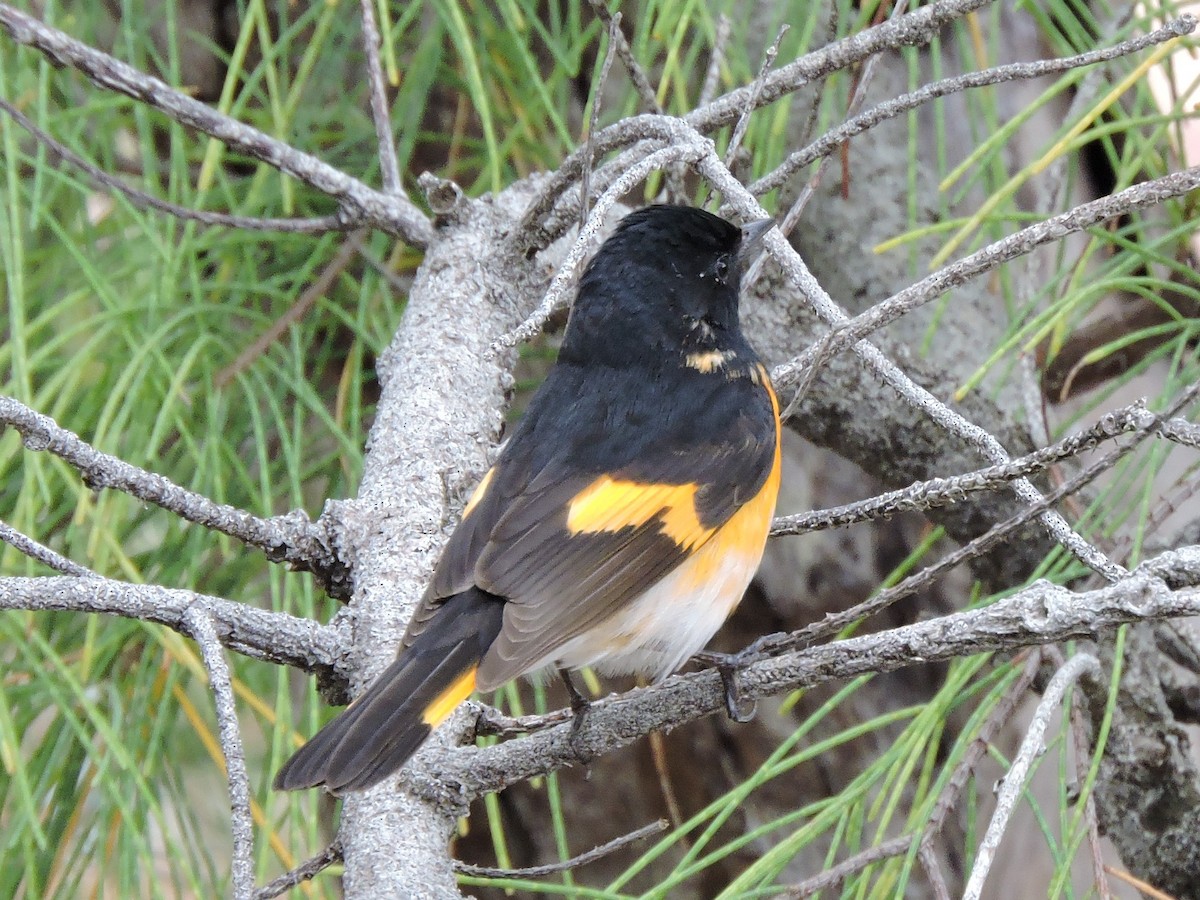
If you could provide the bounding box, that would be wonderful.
[421,665,478,726]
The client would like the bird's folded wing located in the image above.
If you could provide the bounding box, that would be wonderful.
[411,385,778,690]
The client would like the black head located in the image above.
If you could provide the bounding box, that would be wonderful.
[559,205,771,370]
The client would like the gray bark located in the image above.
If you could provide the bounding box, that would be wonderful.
[328,179,561,897]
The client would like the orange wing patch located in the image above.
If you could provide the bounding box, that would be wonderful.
[676,448,780,594]
[566,477,715,551]
[462,467,496,519]
[420,665,478,726]
[676,365,783,592]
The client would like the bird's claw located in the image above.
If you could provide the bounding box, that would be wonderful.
[694,651,757,723]
[559,668,595,765]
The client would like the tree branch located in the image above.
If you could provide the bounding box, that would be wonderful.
[214,231,368,389]
[0,575,347,678]
[769,401,1164,536]
[357,0,402,196]
[0,396,351,597]
[770,165,1200,390]
[184,604,255,900]
[782,835,912,898]
[424,547,1200,799]
[0,4,433,246]
[0,95,346,233]
[704,155,1127,583]
[963,653,1102,900]
[454,819,667,879]
[0,518,95,576]
[748,16,1195,198]
[254,841,342,900]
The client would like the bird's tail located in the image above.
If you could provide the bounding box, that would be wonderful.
[274,588,505,794]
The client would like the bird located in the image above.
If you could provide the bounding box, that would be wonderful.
[274,204,781,794]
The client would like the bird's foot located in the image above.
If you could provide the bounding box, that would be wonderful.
[693,650,757,723]
[558,668,595,764]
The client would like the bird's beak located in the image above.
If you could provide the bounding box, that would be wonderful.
[739,218,775,257]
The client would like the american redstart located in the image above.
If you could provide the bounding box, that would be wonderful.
[275,204,780,793]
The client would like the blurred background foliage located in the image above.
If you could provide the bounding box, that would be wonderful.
[1,0,1197,897]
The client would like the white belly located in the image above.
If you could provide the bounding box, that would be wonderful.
[552,540,765,681]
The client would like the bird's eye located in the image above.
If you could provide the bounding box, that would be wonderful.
[713,256,730,282]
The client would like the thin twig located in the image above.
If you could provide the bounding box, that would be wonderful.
[702,154,1126,583]
[921,842,953,900]
[583,0,686,202]
[1044,645,1112,899]
[0,518,95,576]
[1109,467,1200,567]
[790,0,830,164]
[0,4,434,246]
[453,820,668,878]
[748,16,1196,198]
[780,835,911,898]
[0,574,346,675]
[354,234,414,295]
[771,402,1155,536]
[924,650,1043,840]
[1019,352,1051,449]
[184,604,254,900]
[586,0,661,114]
[358,0,402,196]
[910,641,1043,900]
[215,230,367,387]
[254,841,343,900]
[962,653,1102,900]
[0,396,348,594]
[1102,865,1180,900]
[770,165,1200,392]
[580,12,621,231]
[647,729,684,829]
[0,96,344,234]
[749,413,1153,660]
[724,25,788,168]
[917,649,1043,899]
[1010,8,1135,403]
[700,15,732,107]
